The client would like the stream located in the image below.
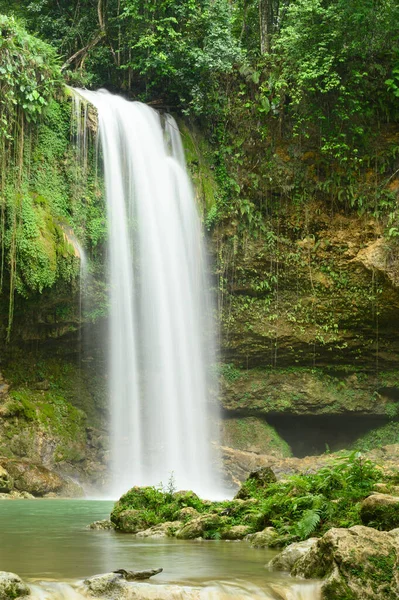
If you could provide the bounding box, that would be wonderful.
[0,500,320,599]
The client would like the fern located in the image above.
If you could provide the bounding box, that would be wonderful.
[294,509,321,540]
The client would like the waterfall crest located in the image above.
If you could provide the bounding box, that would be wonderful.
[74,89,220,498]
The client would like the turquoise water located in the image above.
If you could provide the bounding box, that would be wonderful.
[0,500,282,586]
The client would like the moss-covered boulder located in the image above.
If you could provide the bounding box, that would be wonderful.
[220,525,252,540]
[234,466,277,499]
[0,458,64,496]
[175,514,224,539]
[249,527,279,548]
[291,526,399,599]
[135,521,182,538]
[269,538,318,571]
[0,572,30,600]
[361,494,399,530]
[0,466,13,493]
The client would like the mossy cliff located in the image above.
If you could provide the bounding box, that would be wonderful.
[0,19,108,490]
[199,100,399,462]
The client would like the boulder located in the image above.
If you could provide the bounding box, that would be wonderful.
[135,522,182,538]
[361,494,399,529]
[0,572,30,600]
[221,525,251,540]
[292,526,399,599]
[0,466,13,493]
[268,538,318,571]
[87,520,115,530]
[176,507,199,521]
[114,510,151,534]
[234,467,277,500]
[248,527,279,548]
[83,573,124,597]
[175,514,224,539]
[0,459,64,496]
[82,573,201,600]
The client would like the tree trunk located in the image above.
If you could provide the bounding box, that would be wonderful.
[259,0,276,54]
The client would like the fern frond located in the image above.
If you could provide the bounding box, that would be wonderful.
[294,509,321,539]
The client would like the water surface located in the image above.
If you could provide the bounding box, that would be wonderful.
[0,500,319,599]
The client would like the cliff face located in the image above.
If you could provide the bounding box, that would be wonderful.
[213,178,399,461]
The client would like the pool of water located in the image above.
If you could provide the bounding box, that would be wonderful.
[0,500,319,599]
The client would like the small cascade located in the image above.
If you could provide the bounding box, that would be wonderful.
[28,580,321,600]
[72,88,221,498]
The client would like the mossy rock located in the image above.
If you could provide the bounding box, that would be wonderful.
[175,514,224,539]
[360,494,399,530]
[234,466,277,500]
[0,572,30,600]
[292,526,399,600]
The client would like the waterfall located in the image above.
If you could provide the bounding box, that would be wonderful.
[73,89,220,498]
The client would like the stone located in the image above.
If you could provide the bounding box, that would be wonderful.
[292,526,399,600]
[248,527,279,548]
[176,507,199,520]
[0,572,30,600]
[0,459,64,496]
[234,466,277,500]
[135,521,181,538]
[82,573,201,600]
[221,525,251,540]
[268,538,318,571]
[60,479,85,498]
[175,514,223,539]
[87,520,115,530]
[114,510,150,534]
[361,493,399,529]
[373,483,399,495]
[83,573,124,597]
[0,466,13,493]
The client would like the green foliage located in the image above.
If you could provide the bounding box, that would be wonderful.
[274,0,399,164]
[0,14,61,134]
[111,454,389,543]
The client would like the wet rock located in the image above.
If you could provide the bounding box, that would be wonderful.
[59,479,85,498]
[269,538,318,571]
[82,573,201,600]
[0,459,64,496]
[292,526,399,599]
[176,507,199,520]
[0,466,13,493]
[0,572,30,600]
[88,520,115,530]
[361,494,399,529]
[234,466,277,499]
[135,521,181,538]
[83,573,124,597]
[0,491,35,500]
[175,514,224,539]
[221,525,251,540]
[114,510,150,534]
[248,527,279,548]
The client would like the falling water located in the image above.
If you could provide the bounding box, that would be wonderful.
[73,89,220,498]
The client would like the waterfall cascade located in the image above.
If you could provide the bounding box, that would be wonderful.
[73,89,220,498]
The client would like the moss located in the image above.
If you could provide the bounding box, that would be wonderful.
[179,121,218,214]
[221,416,292,456]
[352,422,399,451]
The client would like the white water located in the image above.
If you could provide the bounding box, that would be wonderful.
[29,581,321,600]
[73,89,220,498]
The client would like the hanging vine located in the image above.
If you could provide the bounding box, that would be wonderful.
[0,15,62,340]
